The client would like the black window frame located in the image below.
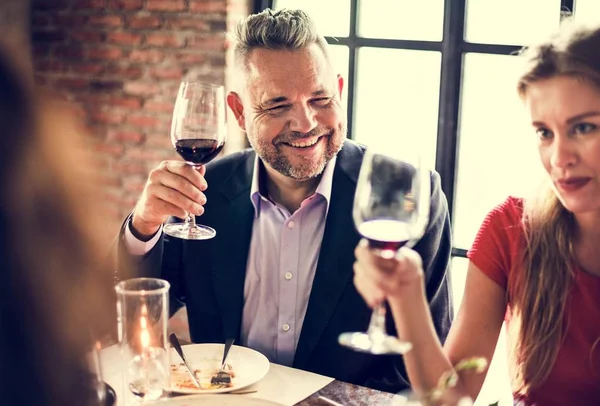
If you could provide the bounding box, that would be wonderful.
[257,0,574,259]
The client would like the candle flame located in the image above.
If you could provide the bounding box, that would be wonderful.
[140,327,150,349]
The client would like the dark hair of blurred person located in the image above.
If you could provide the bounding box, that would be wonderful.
[0,49,116,405]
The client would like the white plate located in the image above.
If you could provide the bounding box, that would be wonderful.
[149,394,284,406]
[169,344,270,394]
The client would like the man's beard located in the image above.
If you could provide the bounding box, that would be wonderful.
[248,125,346,181]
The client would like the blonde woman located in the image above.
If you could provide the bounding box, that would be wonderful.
[353,20,600,406]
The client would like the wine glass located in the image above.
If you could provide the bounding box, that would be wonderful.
[338,146,430,354]
[163,82,227,240]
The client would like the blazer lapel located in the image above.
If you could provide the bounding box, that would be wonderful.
[211,152,255,341]
[293,141,365,369]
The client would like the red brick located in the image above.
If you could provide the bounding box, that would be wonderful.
[146,33,186,48]
[55,78,90,90]
[96,173,123,187]
[129,49,165,63]
[126,114,162,128]
[127,15,162,29]
[175,53,206,65]
[144,101,175,113]
[164,17,209,31]
[149,67,184,80]
[73,0,107,9]
[106,32,144,46]
[108,131,145,144]
[54,15,88,28]
[104,65,144,80]
[91,111,127,125]
[146,0,186,12]
[35,59,69,74]
[87,47,124,61]
[189,0,226,13]
[88,15,123,28]
[108,0,143,10]
[70,31,105,44]
[94,142,125,157]
[189,35,225,51]
[71,62,105,75]
[124,81,160,96]
[109,96,143,109]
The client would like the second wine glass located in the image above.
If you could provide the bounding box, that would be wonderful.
[163,82,227,240]
[339,146,430,355]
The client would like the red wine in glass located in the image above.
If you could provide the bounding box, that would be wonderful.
[358,219,411,252]
[174,139,224,166]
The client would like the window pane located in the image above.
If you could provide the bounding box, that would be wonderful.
[327,44,349,110]
[465,0,561,45]
[273,0,350,37]
[454,53,544,249]
[451,257,512,406]
[354,48,441,170]
[574,0,600,22]
[358,0,443,41]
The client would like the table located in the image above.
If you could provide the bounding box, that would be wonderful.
[101,344,409,406]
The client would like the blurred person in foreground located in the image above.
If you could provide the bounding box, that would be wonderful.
[117,8,454,393]
[353,19,600,406]
[0,51,116,405]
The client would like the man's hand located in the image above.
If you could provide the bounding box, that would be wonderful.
[131,161,208,239]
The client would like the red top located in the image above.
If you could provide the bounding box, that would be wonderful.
[468,197,600,406]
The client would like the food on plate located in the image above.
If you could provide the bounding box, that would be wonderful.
[171,363,236,390]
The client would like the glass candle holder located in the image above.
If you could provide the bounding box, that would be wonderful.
[116,278,170,404]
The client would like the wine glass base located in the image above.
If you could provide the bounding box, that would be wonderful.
[338,332,412,355]
[163,223,216,240]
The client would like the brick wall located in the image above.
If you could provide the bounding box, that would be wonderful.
[31,0,250,234]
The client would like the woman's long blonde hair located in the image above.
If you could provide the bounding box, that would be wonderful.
[510,19,600,393]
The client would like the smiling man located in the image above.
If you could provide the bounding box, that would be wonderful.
[119,9,454,394]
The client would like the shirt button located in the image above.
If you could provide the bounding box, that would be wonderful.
[282,323,290,332]
[287,221,295,229]
[284,272,293,280]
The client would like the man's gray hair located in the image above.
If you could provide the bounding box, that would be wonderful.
[232,8,330,71]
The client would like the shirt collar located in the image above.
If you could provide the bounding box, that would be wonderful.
[250,154,337,217]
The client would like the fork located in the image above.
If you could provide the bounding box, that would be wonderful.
[210,338,235,386]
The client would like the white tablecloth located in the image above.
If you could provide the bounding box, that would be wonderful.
[101,344,334,406]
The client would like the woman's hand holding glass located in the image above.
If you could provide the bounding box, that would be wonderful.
[353,242,425,308]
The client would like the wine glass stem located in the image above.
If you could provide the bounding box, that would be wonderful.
[185,212,196,228]
[367,303,387,336]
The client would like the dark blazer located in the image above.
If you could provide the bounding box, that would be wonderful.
[119,140,453,393]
